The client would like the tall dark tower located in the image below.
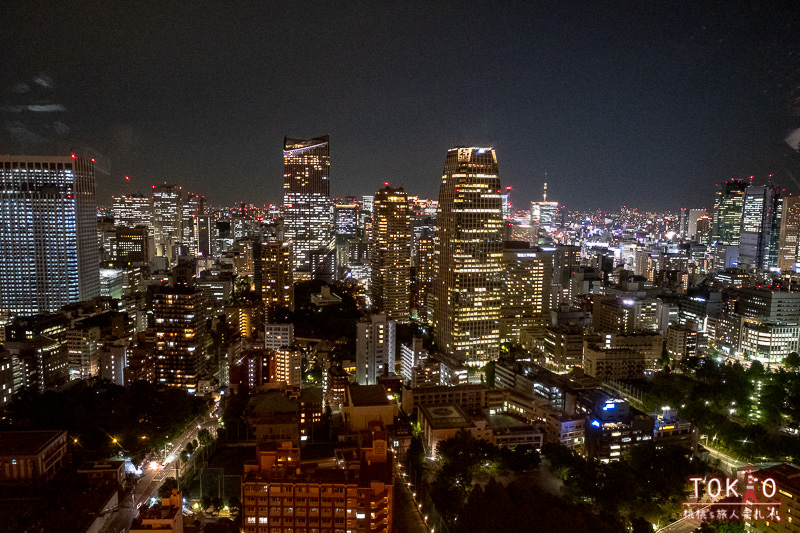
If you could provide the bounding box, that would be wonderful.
[433,147,504,366]
[282,136,333,280]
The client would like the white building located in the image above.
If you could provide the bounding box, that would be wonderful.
[265,323,294,351]
[356,314,395,385]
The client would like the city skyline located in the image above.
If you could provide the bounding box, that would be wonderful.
[2,2,798,211]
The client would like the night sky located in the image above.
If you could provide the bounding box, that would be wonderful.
[2,1,799,211]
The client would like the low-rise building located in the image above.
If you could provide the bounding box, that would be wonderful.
[0,430,68,485]
[343,384,397,432]
[583,344,647,380]
[401,383,504,416]
[241,429,392,533]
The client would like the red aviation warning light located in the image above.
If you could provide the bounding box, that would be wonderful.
[70,153,77,159]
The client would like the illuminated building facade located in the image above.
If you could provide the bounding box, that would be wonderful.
[739,318,799,368]
[260,241,293,315]
[738,184,779,270]
[283,136,333,279]
[371,186,411,321]
[334,202,360,280]
[115,226,152,266]
[152,184,182,263]
[500,243,552,344]
[433,147,504,366]
[275,346,303,387]
[356,314,395,385]
[0,155,100,316]
[241,431,393,533]
[112,194,152,228]
[180,191,204,256]
[777,195,800,271]
[711,179,748,246]
[153,286,206,392]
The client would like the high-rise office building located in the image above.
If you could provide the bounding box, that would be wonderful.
[153,286,206,392]
[356,314,396,385]
[180,192,204,256]
[412,228,435,321]
[370,185,411,322]
[334,201,359,280]
[282,136,333,280]
[0,155,100,316]
[738,184,779,270]
[433,147,504,366]
[777,195,800,271]
[687,208,707,241]
[500,242,552,344]
[152,184,182,263]
[115,226,153,266]
[112,194,152,228]
[711,179,748,246]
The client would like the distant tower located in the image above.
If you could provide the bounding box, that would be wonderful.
[433,147,504,366]
[371,185,411,322]
[543,181,548,202]
[282,136,334,280]
[0,154,100,316]
[152,184,183,263]
[112,194,152,228]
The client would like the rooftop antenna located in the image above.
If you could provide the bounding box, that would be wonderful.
[543,177,548,202]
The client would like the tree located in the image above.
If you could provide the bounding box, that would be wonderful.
[783,352,800,370]
[201,494,214,510]
[198,428,213,446]
[180,449,190,463]
[228,495,242,517]
[159,477,179,499]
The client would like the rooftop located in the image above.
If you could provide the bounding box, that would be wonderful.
[348,384,391,407]
[420,403,472,430]
[248,390,299,413]
[0,430,65,456]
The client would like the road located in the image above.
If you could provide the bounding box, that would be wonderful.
[701,441,746,475]
[100,402,219,533]
[657,503,712,533]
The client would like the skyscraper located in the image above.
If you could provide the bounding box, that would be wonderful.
[371,185,411,322]
[500,242,552,344]
[0,155,100,316]
[260,240,293,316]
[180,191,204,256]
[777,195,800,271]
[152,184,182,263]
[153,285,206,392]
[282,136,333,280]
[112,194,152,228]
[433,147,504,366]
[711,179,748,246]
[738,184,778,270]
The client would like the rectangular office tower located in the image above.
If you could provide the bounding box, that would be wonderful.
[433,147,504,366]
[0,155,100,316]
[371,185,411,322]
[282,136,334,280]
